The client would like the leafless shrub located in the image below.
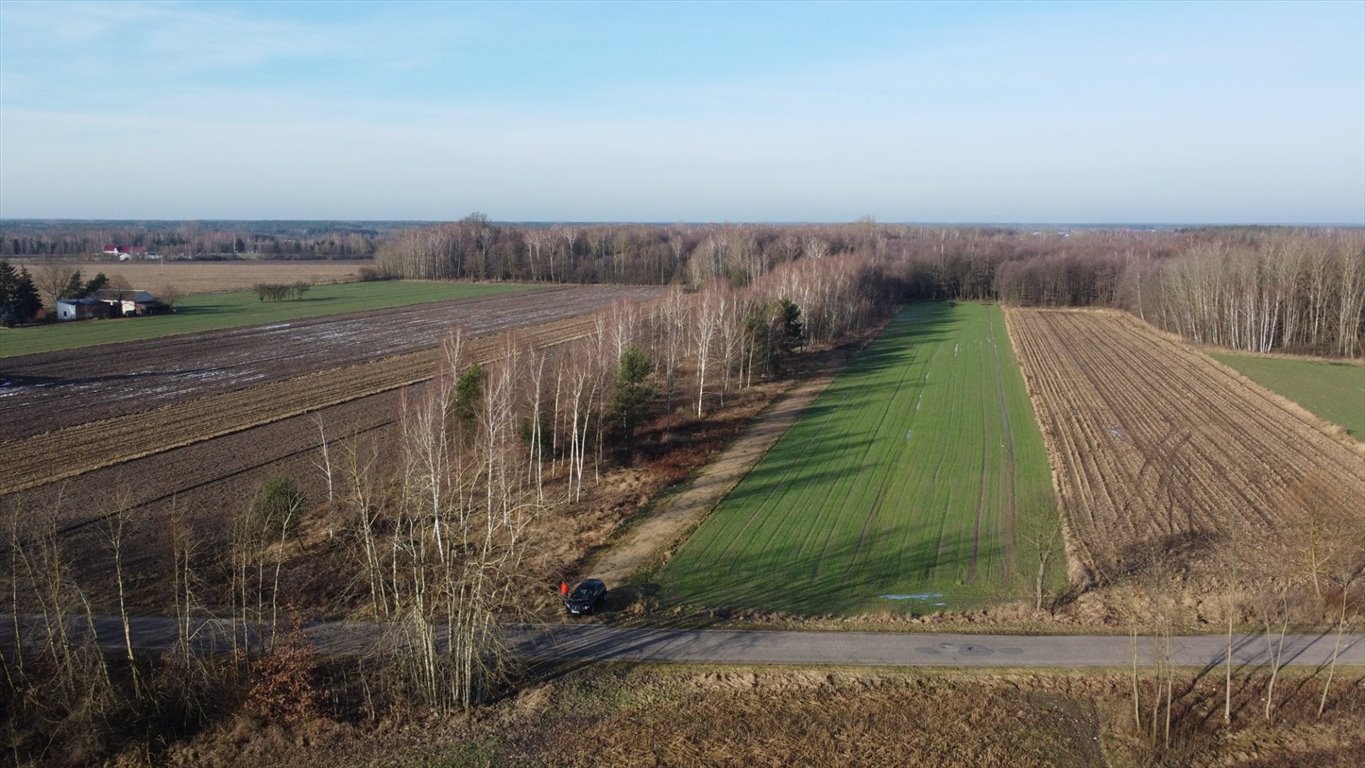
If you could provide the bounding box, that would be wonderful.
[244,609,320,726]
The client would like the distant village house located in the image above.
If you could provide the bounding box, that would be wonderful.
[102,245,155,261]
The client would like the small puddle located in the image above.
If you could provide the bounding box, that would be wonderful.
[879,592,943,601]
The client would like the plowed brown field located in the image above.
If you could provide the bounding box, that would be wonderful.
[0,285,659,531]
[1006,308,1365,586]
[0,286,655,440]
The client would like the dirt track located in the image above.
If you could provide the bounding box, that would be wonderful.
[1005,308,1365,585]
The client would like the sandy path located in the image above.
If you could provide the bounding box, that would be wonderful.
[588,370,839,587]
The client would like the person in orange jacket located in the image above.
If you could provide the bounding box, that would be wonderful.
[559,579,570,597]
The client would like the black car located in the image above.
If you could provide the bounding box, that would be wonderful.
[565,579,607,615]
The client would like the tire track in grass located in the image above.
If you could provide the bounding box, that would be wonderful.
[884,313,939,589]
[701,436,795,568]
[989,309,1018,583]
[969,316,990,583]
[909,359,949,581]
[758,391,852,584]
[801,383,868,581]
[844,318,922,584]
[930,309,967,584]
[865,338,927,591]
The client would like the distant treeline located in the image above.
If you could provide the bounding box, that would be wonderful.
[376,217,1364,357]
[0,220,429,259]
[6,217,1359,356]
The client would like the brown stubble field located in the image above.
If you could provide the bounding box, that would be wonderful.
[1005,308,1365,613]
[9,258,370,295]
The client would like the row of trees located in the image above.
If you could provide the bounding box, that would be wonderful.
[1,261,113,325]
[321,250,887,707]
[388,220,1365,358]
[375,215,893,287]
[253,282,312,302]
[1152,237,1365,356]
[0,221,389,259]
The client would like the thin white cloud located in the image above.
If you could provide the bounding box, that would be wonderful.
[1,1,1361,222]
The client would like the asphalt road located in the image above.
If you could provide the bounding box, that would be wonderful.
[4,615,1361,669]
[508,625,1364,668]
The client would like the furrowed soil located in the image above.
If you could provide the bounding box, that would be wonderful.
[0,280,538,358]
[0,285,658,526]
[1005,308,1365,601]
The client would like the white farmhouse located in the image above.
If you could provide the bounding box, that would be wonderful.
[55,297,108,321]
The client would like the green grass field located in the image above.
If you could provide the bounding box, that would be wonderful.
[659,302,1060,615]
[1210,351,1365,439]
[0,281,534,357]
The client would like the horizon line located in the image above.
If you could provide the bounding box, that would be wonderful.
[2,218,1362,229]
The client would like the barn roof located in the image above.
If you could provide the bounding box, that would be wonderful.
[93,289,158,302]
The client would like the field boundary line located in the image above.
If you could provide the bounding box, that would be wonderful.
[1001,307,1094,588]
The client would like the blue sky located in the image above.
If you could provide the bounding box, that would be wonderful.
[1,0,1361,223]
